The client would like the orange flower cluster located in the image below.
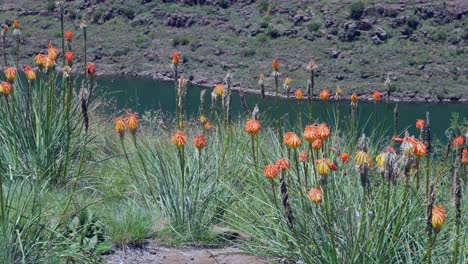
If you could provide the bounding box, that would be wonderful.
[214,83,224,97]
[171,131,186,147]
[114,117,126,138]
[126,111,139,135]
[245,119,261,136]
[64,30,73,42]
[65,51,74,65]
[319,89,330,101]
[308,187,322,204]
[0,82,12,96]
[171,51,181,65]
[431,205,446,233]
[87,63,96,76]
[303,123,330,143]
[462,148,468,165]
[4,67,16,83]
[350,93,358,103]
[453,136,464,148]
[373,91,382,102]
[294,89,303,100]
[416,119,425,131]
[298,151,308,162]
[283,132,302,149]
[114,111,139,137]
[263,164,279,180]
[276,158,290,171]
[272,58,279,72]
[193,134,207,150]
[395,133,427,157]
[24,66,36,81]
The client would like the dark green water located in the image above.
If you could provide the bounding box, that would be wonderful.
[98,76,467,139]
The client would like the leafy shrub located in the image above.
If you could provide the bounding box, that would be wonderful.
[256,33,268,43]
[266,28,280,39]
[172,36,190,47]
[349,1,365,20]
[259,21,269,29]
[307,21,322,32]
[407,15,419,29]
[401,26,414,35]
[46,1,55,11]
[119,7,135,19]
[257,0,269,13]
[240,48,256,57]
[448,34,461,45]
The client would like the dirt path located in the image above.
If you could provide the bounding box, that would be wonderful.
[103,241,266,264]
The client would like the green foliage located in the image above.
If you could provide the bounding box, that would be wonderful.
[256,33,268,43]
[266,28,280,39]
[240,48,256,57]
[172,36,191,47]
[259,21,269,29]
[119,6,136,20]
[349,1,365,20]
[103,201,157,245]
[407,15,419,29]
[46,1,55,11]
[307,21,322,32]
[257,0,269,14]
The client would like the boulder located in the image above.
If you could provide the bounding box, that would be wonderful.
[358,19,372,31]
[375,27,387,40]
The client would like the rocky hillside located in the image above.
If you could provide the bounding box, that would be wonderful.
[1,0,467,102]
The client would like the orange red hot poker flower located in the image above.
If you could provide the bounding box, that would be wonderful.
[0,82,12,96]
[171,131,186,148]
[283,132,302,149]
[4,67,16,83]
[24,66,36,81]
[64,30,73,42]
[462,148,468,165]
[373,91,382,102]
[171,51,181,65]
[308,187,322,204]
[87,63,96,76]
[416,119,425,131]
[276,158,290,171]
[298,151,308,162]
[264,164,279,180]
[125,111,139,135]
[193,134,207,150]
[114,117,126,138]
[453,136,464,148]
[431,205,446,233]
[272,58,279,72]
[65,51,74,65]
[245,119,261,136]
[35,53,46,68]
[319,89,330,101]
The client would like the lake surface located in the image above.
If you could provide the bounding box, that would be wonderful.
[98,76,467,140]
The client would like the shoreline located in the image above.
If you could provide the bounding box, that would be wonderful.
[96,70,468,104]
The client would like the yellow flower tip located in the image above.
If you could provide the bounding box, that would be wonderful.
[315,158,331,176]
[355,150,371,166]
[114,117,126,138]
[125,111,139,135]
[294,89,304,100]
[214,83,224,97]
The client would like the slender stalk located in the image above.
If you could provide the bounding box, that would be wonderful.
[323,179,338,263]
[60,6,65,67]
[178,147,185,223]
[251,135,257,171]
[0,173,4,222]
[15,36,19,69]
[2,34,6,67]
[83,26,87,76]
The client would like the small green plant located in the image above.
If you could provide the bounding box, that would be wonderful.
[407,15,419,29]
[119,6,135,19]
[349,1,365,20]
[103,201,157,245]
[46,1,55,11]
[240,48,256,57]
[307,21,322,32]
[257,0,269,14]
[259,21,269,29]
[172,36,190,47]
[266,28,280,39]
[256,33,268,43]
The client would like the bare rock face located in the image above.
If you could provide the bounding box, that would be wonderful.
[164,13,197,27]
[358,19,372,31]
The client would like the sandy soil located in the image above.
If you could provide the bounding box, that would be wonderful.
[103,241,266,264]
